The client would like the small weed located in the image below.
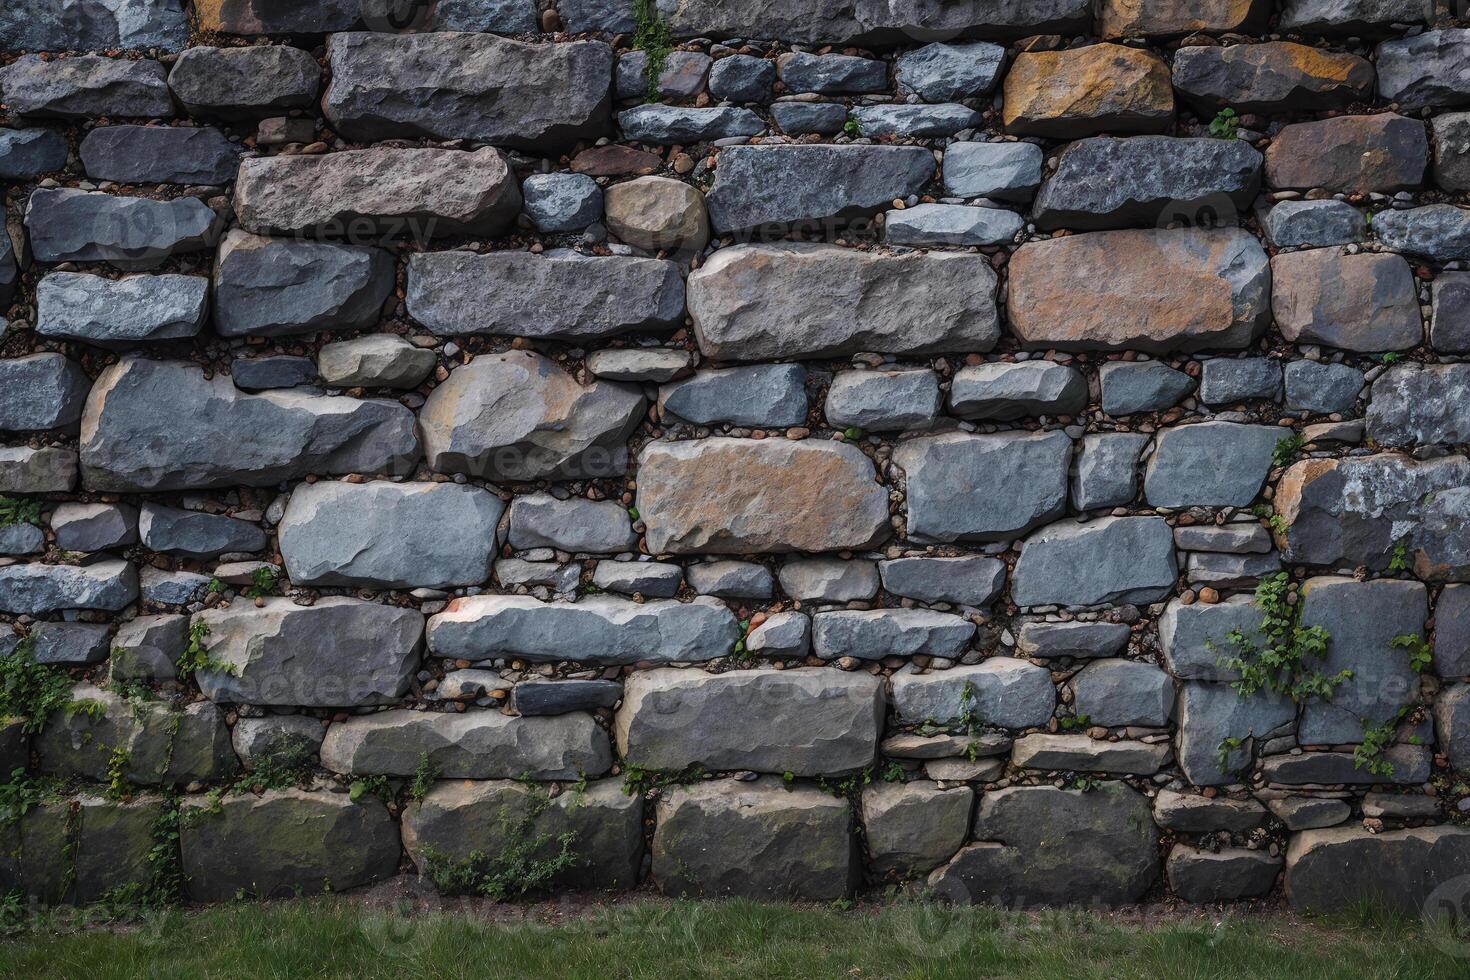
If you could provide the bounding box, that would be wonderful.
[631,0,674,102]
[1354,713,1402,779]
[244,567,278,600]
[175,620,238,683]
[1272,434,1305,468]
[621,762,706,797]
[0,637,85,735]
[1066,774,1103,792]
[243,734,317,792]
[0,769,62,826]
[409,752,440,801]
[1208,107,1239,139]
[1391,634,1433,674]
[1378,352,1403,365]
[105,747,131,800]
[879,760,905,782]
[349,775,391,804]
[1386,537,1411,575]
[1215,736,1244,776]
[1217,572,1347,702]
[422,792,579,901]
[1058,714,1092,732]
[0,497,41,528]
[842,118,859,137]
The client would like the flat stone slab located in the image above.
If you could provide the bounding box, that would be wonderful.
[890,659,1056,729]
[1173,41,1374,113]
[79,125,240,185]
[1264,114,1427,193]
[812,609,975,661]
[36,272,208,344]
[878,556,1007,607]
[2,0,189,51]
[1011,734,1171,775]
[1286,825,1470,914]
[507,494,636,554]
[659,365,808,428]
[25,189,222,271]
[1143,422,1281,509]
[0,55,173,120]
[1016,621,1130,660]
[0,561,137,615]
[1011,517,1178,608]
[0,354,90,432]
[895,431,1071,543]
[213,231,395,338]
[1177,681,1296,786]
[169,45,320,119]
[862,781,974,878]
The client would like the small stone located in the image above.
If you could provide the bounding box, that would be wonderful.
[1271,250,1421,352]
[948,362,1086,421]
[1283,360,1364,414]
[825,369,940,432]
[604,176,710,253]
[776,52,887,94]
[508,493,636,554]
[1098,362,1196,416]
[522,173,603,233]
[883,204,1024,247]
[139,503,266,560]
[0,354,90,432]
[79,126,240,186]
[1263,200,1368,248]
[708,54,775,103]
[1144,422,1281,508]
[213,231,395,338]
[1011,517,1178,608]
[941,141,1043,202]
[1198,357,1282,404]
[317,336,436,390]
[169,45,320,119]
[229,356,319,391]
[896,41,1006,102]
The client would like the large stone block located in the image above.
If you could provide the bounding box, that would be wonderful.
[1011,517,1177,608]
[213,231,396,338]
[37,683,232,784]
[1173,41,1373,114]
[1373,204,1470,263]
[636,438,890,555]
[1,0,188,51]
[812,609,975,661]
[659,365,807,428]
[861,781,973,878]
[1286,825,1470,914]
[1168,846,1280,903]
[0,55,173,119]
[1367,364,1470,447]
[0,354,90,433]
[79,124,240,185]
[25,189,222,271]
[1176,681,1296,785]
[1264,114,1427,193]
[1271,250,1421,352]
[2,795,163,905]
[1002,44,1172,139]
[0,561,136,615]
[1278,0,1430,35]
[890,659,1056,729]
[36,272,208,344]
[169,45,320,119]
[1143,422,1281,508]
[0,448,77,493]
[948,362,1087,420]
[507,494,636,554]
[1376,29,1470,111]
[895,431,1071,544]
[1158,595,1263,681]
[1071,659,1172,727]
[1097,0,1270,37]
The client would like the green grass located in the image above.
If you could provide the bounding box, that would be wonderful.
[2,896,1467,979]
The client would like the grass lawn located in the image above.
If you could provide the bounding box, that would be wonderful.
[2,895,1468,979]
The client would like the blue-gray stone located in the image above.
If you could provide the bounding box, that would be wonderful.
[230,356,318,391]
[770,101,848,135]
[36,272,209,344]
[28,622,110,666]
[1072,433,1148,511]
[659,365,808,427]
[1098,361,1195,416]
[1376,29,1470,111]
[50,502,137,553]
[513,679,624,717]
[214,230,396,338]
[884,204,1023,246]
[1144,422,1281,509]
[942,141,1043,202]
[1158,595,1263,681]
[1284,360,1364,414]
[591,560,683,598]
[1,0,187,50]
[0,561,138,615]
[26,188,221,271]
[617,50,710,102]
[79,125,240,185]
[896,41,1006,102]
[0,354,91,432]
[1011,517,1177,608]
[1374,204,1470,262]
[949,362,1086,421]
[358,0,536,32]
[507,494,636,554]
[709,54,775,103]
[1177,681,1296,786]
[0,128,68,180]
[0,55,173,119]
[824,369,941,432]
[896,430,1072,543]
[812,608,975,661]
[878,556,1006,607]
[1264,200,1367,248]
[139,503,267,560]
[853,104,982,138]
[0,524,44,557]
[522,173,603,233]
[1198,358,1282,405]
[685,560,772,599]
[1432,272,1470,353]
[618,105,763,144]
[169,44,322,119]
[777,52,887,94]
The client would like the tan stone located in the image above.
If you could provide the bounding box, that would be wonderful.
[1264,114,1428,193]
[1003,44,1173,138]
[1098,0,1272,38]
[636,437,891,555]
[1270,250,1422,352]
[1006,228,1270,353]
[604,176,710,253]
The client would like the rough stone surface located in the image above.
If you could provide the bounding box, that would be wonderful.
[890,659,1056,729]
[1367,364,1470,447]
[1284,360,1364,414]
[0,55,173,120]
[508,494,636,554]
[1264,114,1428,193]
[0,354,90,432]
[1016,621,1130,660]
[878,557,1006,607]
[812,609,975,661]
[1002,44,1173,139]
[896,431,1071,543]
[139,503,265,559]
[896,41,1005,101]
[1373,205,1470,262]
[1098,362,1195,416]
[26,189,222,271]
[1071,659,1172,727]
[1271,250,1421,352]
[659,365,807,427]
[37,272,208,344]
[778,559,878,603]
[618,105,763,144]
[941,141,1043,201]
[523,173,603,233]
[317,336,436,390]
[1158,595,1263,681]
[949,363,1086,420]
[0,561,137,615]
[0,128,68,179]
[1173,42,1373,113]
[79,125,240,185]
[213,230,395,338]
[1198,358,1282,405]
[1286,826,1470,914]
[1176,682,1296,785]
[1169,847,1280,903]
[1,0,189,51]
[1011,517,1178,608]
[825,370,940,432]
[862,782,973,877]
[883,204,1023,247]
[169,45,320,119]
[1376,29,1470,111]
[1264,200,1368,248]
[1144,422,1281,508]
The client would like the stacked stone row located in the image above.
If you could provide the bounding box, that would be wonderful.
[3,0,1470,910]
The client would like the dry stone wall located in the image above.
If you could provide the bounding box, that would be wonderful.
[4,0,1470,913]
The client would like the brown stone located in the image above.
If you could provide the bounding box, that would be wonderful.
[1002,44,1173,139]
[1264,114,1428,193]
[1172,41,1375,114]
[1271,250,1422,352]
[571,144,662,177]
[1098,0,1273,38]
[604,176,710,253]
[636,438,891,555]
[1006,228,1270,353]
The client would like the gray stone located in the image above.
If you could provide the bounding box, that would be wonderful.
[1,0,189,51]
[1373,205,1470,262]
[1284,360,1364,414]
[508,494,635,554]
[1144,422,1281,508]
[853,104,982,139]
[862,781,973,878]
[0,448,77,493]
[1033,136,1262,232]
[770,102,848,135]
[897,431,1071,544]
[949,362,1086,421]
[407,250,684,340]
[686,561,773,599]
[1158,595,1263,681]
[1173,39,1373,113]
[878,557,1006,607]
[890,659,1056,729]
[281,481,504,589]
[1434,112,1470,192]
[169,45,319,119]
[139,503,265,559]
[319,708,610,780]
[1016,621,1130,660]
[27,622,110,666]
[213,230,396,338]
[1199,358,1281,405]
[615,50,709,102]
[1186,551,1281,589]
[195,597,422,707]
[1278,0,1430,34]
[1264,200,1367,248]
[315,337,432,390]
[0,354,90,432]
[26,189,221,271]
[230,715,323,770]
[0,55,173,120]
[812,608,975,661]
[745,611,810,658]
[79,125,238,185]
[592,561,682,598]
[358,0,537,32]
[928,784,1159,907]
[420,351,644,481]
[897,41,1006,102]
[1272,249,1422,352]
[708,54,775,103]
[1263,746,1430,785]
[1437,585,1470,677]
[883,204,1023,247]
[778,559,878,603]
[0,233,14,309]
[522,173,603,233]
[0,525,44,557]
[1268,796,1351,831]
[692,243,997,361]
[659,365,807,428]
[230,356,317,391]
[1286,826,1470,914]
[618,105,764,144]
[38,683,230,784]
[1368,364,1470,446]
[1432,273,1470,353]
[181,790,399,902]
[1098,362,1195,416]
[825,369,940,432]
[1152,790,1268,834]
[1376,29,1470,111]
[325,33,612,150]
[586,348,689,383]
[1265,113,1427,194]
[235,147,522,240]
[1168,847,1280,903]
[427,595,739,665]
[942,141,1044,202]
[777,52,886,94]
[512,679,624,717]
[704,145,934,235]
[1010,734,1170,775]
[80,358,420,492]
[36,272,208,344]
[191,0,360,33]
[3,794,164,904]
[654,779,855,900]
[0,128,68,180]
[0,561,137,615]
[141,567,211,606]
[495,559,579,594]
[1435,685,1470,770]
[1072,432,1148,511]
[1361,791,1442,821]
[617,668,882,776]
[1173,524,1273,554]
[109,613,184,682]
[1071,659,1172,727]
[1176,681,1296,786]
[1012,517,1177,608]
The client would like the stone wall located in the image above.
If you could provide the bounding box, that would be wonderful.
[3,0,1470,913]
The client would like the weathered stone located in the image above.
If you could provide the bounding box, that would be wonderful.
[862,782,973,877]
[878,557,1006,607]
[883,204,1023,247]
[512,678,624,716]
[1176,681,1296,785]
[896,431,1070,544]
[1,0,189,51]
[213,231,396,338]
[1071,659,1172,727]
[169,45,319,119]
[26,622,109,666]
[1432,273,1470,353]
[420,351,643,481]
[1098,362,1195,416]
[230,356,317,391]
[616,668,882,776]
[704,145,934,235]
[0,55,173,120]
[1198,358,1282,404]
[0,233,13,308]
[604,176,709,253]
[1437,585,1470,677]
[1278,0,1430,34]
[1271,250,1420,352]
[109,613,184,682]
[138,503,264,559]
[928,784,1159,907]
[522,173,603,233]
[317,336,436,390]
[1284,360,1363,414]
[325,33,611,150]
[1435,685,1470,770]
[0,128,68,179]
[235,148,521,240]
[79,125,239,185]
[0,524,44,557]
[1376,29,1470,111]
[230,715,323,770]
[81,358,419,492]
[1173,42,1373,113]
[1011,734,1170,774]
[1174,524,1273,555]
[1144,422,1281,508]
[586,348,690,383]
[941,141,1043,201]
[1269,796,1351,830]
[1433,113,1470,192]
[181,789,398,902]
[0,354,90,432]
[193,0,360,33]
[508,494,635,554]
[38,683,230,784]
[1169,847,1280,903]
[281,481,504,589]
[426,595,739,665]
[896,41,1005,102]
[1369,364,1470,447]
[0,448,77,493]
[778,559,878,603]
[777,52,886,94]
[140,567,211,606]
[883,732,1010,761]
[319,708,609,779]
[26,189,222,271]
[1016,621,1130,660]
[196,597,422,707]
[1033,136,1261,232]
[686,561,772,599]
[1286,826,1470,914]
[1264,200,1368,248]
[1153,790,1268,833]
[1098,0,1270,37]
[495,559,579,594]
[1007,228,1270,353]
[1263,746,1430,785]
[890,659,1056,729]
[4,794,164,905]
[618,105,763,144]
[1264,114,1427,193]
[745,611,810,658]
[0,561,136,615]
[659,365,807,428]
[825,369,940,433]
[769,101,848,135]
[1373,205,1470,262]
[1158,595,1263,681]
[949,363,1086,421]
[853,104,982,138]
[637,438,889,555]
[36,272,208,344]
[402,779,641,892]
[1002,45,1173,139]
[358,0,537,32]
[1186,551,1281,590]
[812,609,975,661]
[407,250,684,340]
[1012,517,1177,608]
[708,54,775,103]
[654,779,854,900]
